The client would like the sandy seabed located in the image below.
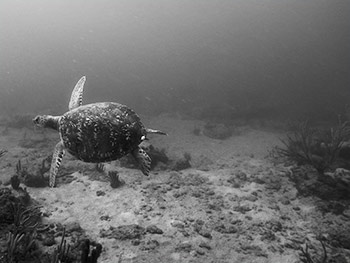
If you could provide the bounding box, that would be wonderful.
[1,114,350,263]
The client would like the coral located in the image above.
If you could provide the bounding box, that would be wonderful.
[108,171,124,188]
[171,152,192,171]
[272,120,350,175]
[2,201,41,262]
[0,189,31,229]
[95,163,105,173]
[6,231,37,263]
[15,158,49,188]
[6,231,23,262]
[38,155,52,177]
[81,239,102,263]
[10,175,20,190]
[16,160,29,180]
[0,188,34,228]
[0,149,7,158]
[0,190,108,262]
[140,142,169,169]
[9,202,40,235]
[100,224,146,240]
[299,238,328,263]
[51,228,70,263]
[34,223,105,263]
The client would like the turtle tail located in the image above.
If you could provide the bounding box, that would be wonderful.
[146,128,167,136]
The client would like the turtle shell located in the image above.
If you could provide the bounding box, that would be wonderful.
[59,102,146,162]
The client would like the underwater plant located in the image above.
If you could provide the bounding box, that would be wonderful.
[272,120,350,175]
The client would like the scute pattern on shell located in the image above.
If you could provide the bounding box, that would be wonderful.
[59,102,146,162]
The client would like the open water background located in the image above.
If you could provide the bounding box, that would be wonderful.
[0,0,349,122]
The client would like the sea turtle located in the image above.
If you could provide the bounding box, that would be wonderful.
[33,76,166,187]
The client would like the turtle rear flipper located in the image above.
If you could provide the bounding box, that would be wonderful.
[49,141,65,187]
[146,128,167,136]
[132,147,151,176]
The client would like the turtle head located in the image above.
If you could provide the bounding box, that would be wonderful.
[33,115,60,130]
[33,115,47,127]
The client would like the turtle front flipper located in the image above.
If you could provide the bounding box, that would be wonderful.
[49,141,65,187]
[132,147,151,176]
[68,76,86,110]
